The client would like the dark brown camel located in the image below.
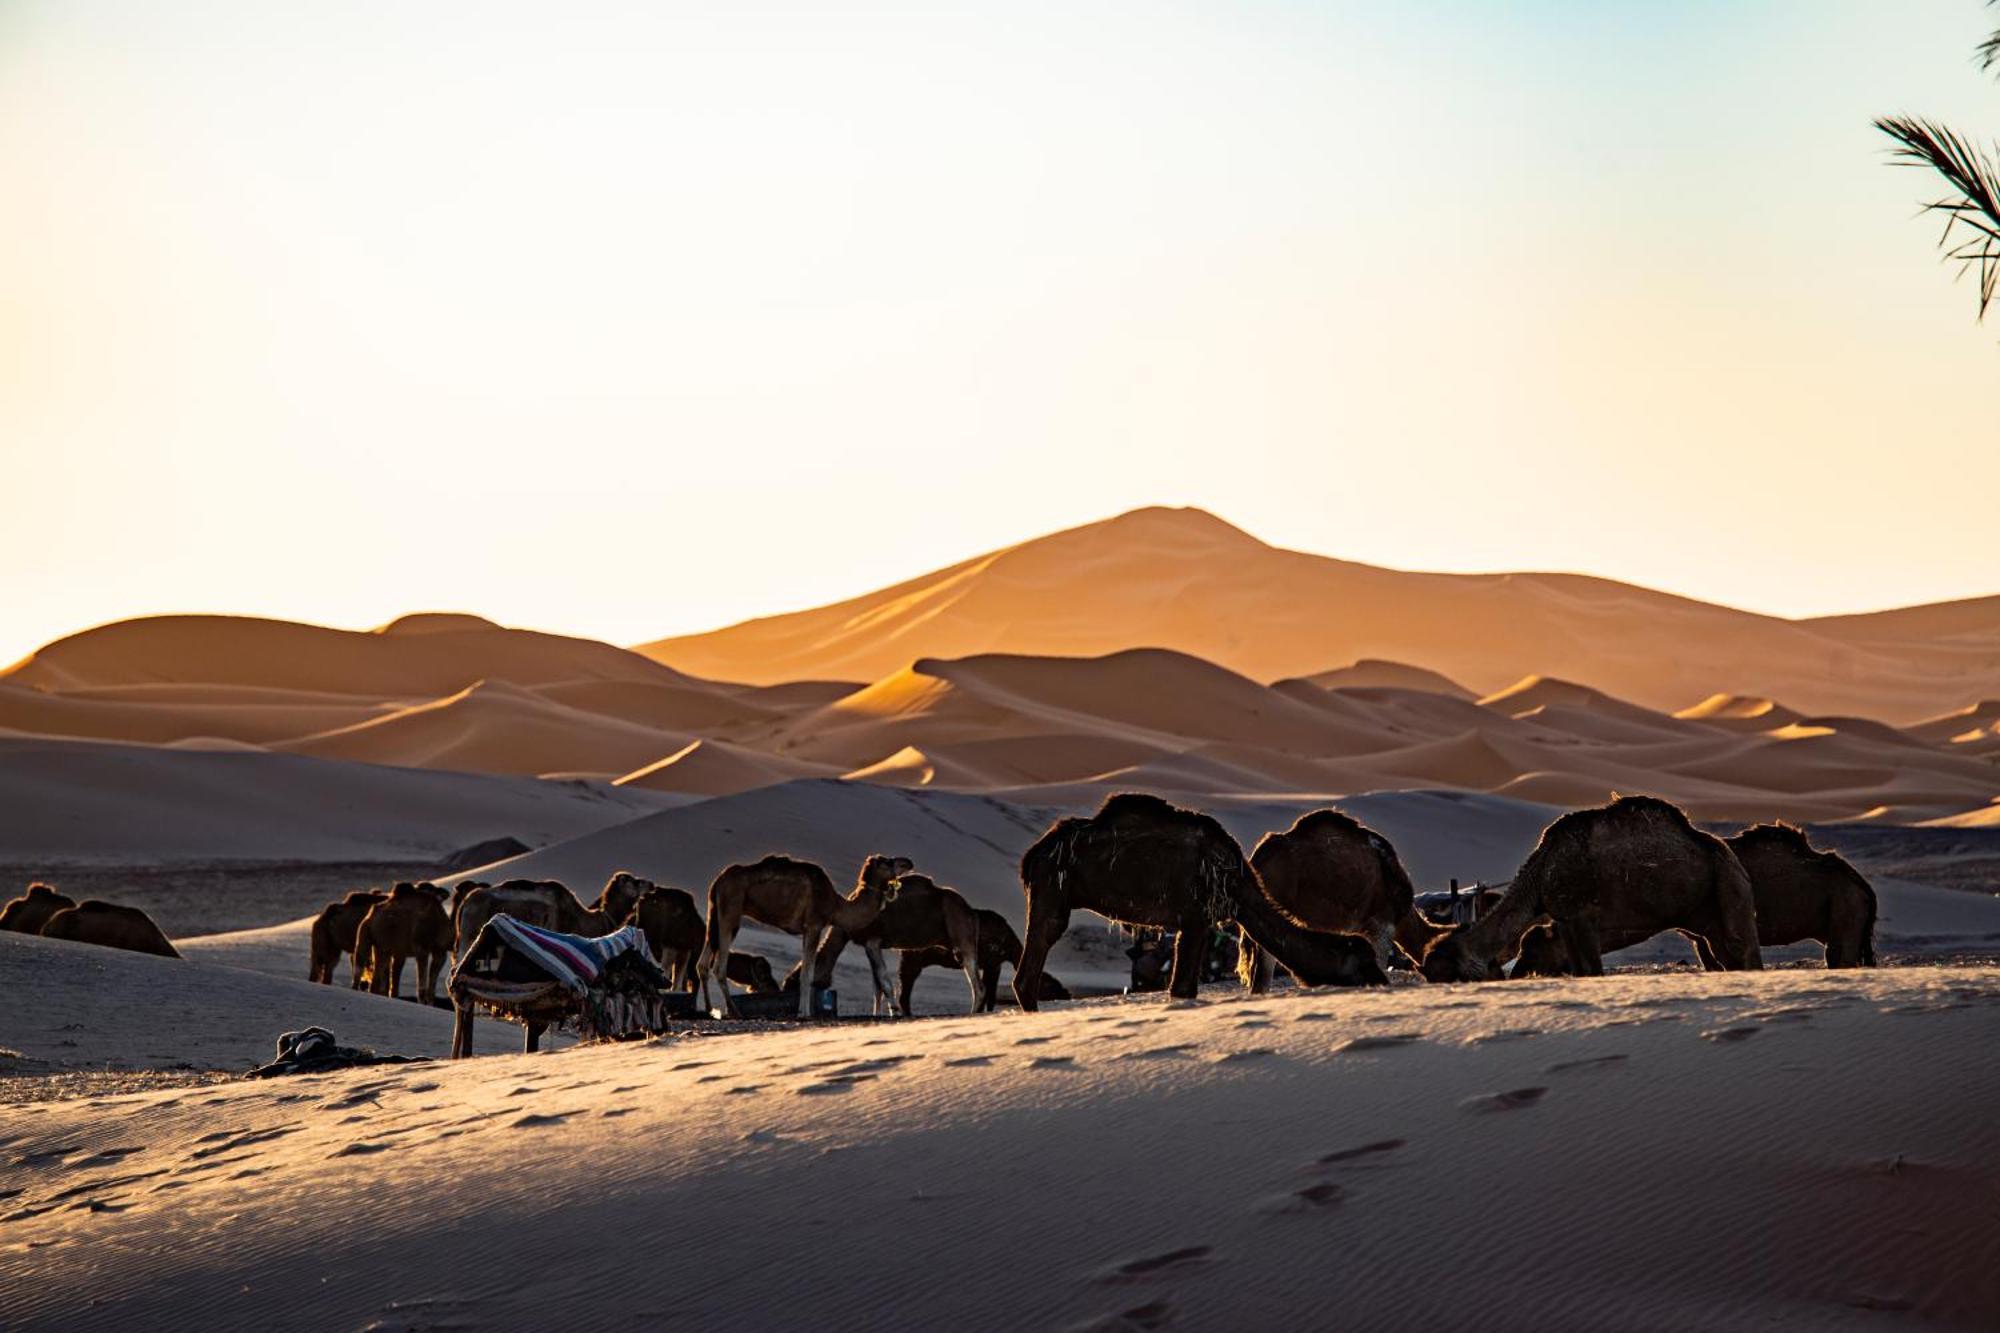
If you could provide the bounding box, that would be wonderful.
[309,889,386,984]
[39,900,180,958]
[624,886,705,987]
[0,884,76,935]
[453,879,604,956]
[354,882,454,1003]
[804,871,984,1015]
[696,854,909,1018]
[897,909,1072,1014]
[1513,822,1879,974]
[1013,793,1387,1011]
[1242,809,1442,988]
[1421,796,1762,982]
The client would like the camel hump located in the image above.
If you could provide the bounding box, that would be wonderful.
[1285,807,1370,840]
[1730,822,1814,853]
[1094,791,1183,823]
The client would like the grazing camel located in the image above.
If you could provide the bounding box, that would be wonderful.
[39,901,180,958]
[354,882,454,1004]
[697,854,909,1018]
[807,872,984,1016]
[625,886,705,987]
[0,884,76,935]
[309,889,387,985]
[725,951,782,995]
[1721,824,1877,967]
[896,909,1072,1014]
[1421,796,1762,982]
[1514,822,1879,974]
[1242,809,1441,989]
[1013,793,1388,1011]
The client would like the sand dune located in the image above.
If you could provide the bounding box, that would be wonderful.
[1675,692,1805,731]
[0,736,679,863]
[275,679,694,777]
[615,738,835,796]
[5,613,699,695]
[4,965,1997,1330]
[1289,657,1476,698]
[639,506,2000,721]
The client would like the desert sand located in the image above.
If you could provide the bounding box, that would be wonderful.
[3,953,1996,1331]
[3,507,1998,1330]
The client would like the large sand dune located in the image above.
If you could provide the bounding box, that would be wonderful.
[4,964,1996,1330]
[639,506,2000,721]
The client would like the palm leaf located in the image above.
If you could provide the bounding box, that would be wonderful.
[1874,114,2000,318]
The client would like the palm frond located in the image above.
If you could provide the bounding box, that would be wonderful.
[1875,114,2000,318]
[1981,1,2000,74]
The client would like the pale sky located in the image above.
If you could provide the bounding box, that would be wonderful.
[4,1,1996,667]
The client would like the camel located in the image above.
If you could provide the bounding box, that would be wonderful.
[1242,809,1444,989]
[696,853,910,1018]
[625,886,705,987]
[39,900,180,958]
[453,879,603,956]
[1721,824,1877,967]
[1421,795,1762,982]
[1513,822,1878,974]
[805,871,984,1016]
[589,871,652,929]
[354,882,454,1004]
[897,909,1072,1014]
[309,889,387,984]
[725,951,782,995]
[0,884,76,935]
[1013,793,1388,1011]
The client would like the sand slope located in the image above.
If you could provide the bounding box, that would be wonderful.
[3,966,1996,1330]
[639,506,2000,721]
[0,736,681,863]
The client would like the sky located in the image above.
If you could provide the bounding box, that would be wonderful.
[3,0,1997,666]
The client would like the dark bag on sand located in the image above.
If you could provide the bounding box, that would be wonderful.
[243,1025,426,1078]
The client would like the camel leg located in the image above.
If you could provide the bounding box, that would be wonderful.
[1168,923,1210,1000]
[1013,895,1065,1013]
[1557,917,1603,977]
[1686,932,1725,972]
[863,940,895,1016]
[796,925,824,1019]
[701,919,740,1017]
[1242,930,1272,994]
[387,954,405,1000]
[980,955,1003,1012]
[524,1020,544,1053]
[1372,922,1398,976]
[451,1003,473,1059]
[898,952,924,1016]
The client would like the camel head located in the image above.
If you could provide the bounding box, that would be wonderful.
[1419,930,1503,983]
[1329,933,1391,987]
[413,881,449,902]
[857,855,914,899]
[597,870,652,920]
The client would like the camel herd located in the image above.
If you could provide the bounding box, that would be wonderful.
[1,791,1882,1042]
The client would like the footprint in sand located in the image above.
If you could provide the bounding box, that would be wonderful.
[1465,1028,1542,1046]
[331,1141,391,1157]
[724,1084,766,1096]
[1701,1026,1759,1043]
[1312,1138,1406,1167]
[1261,1181,1345,1215]
[1335,1034,1422,1053]
[1463,1087,1548,1113]
[1213,1048,1274,1064]
[944,1055,994,1067]
[1122,1044,1196,1061]
[511,1112,570,1129]
[601,1108,635,1118]
[1029,1055,1078,1070]
[1235,1020,1275,1031]
[1291,1012,1336,1023]
[1545,1054,1628,1074]
[1072,1297,1176,1331]
[1100,1246,1214,1282]
[1015,1035,1057,1046]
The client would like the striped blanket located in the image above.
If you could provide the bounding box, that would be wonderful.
[484,916,654,996]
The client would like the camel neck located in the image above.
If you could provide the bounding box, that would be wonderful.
[1458,883,1546,967]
